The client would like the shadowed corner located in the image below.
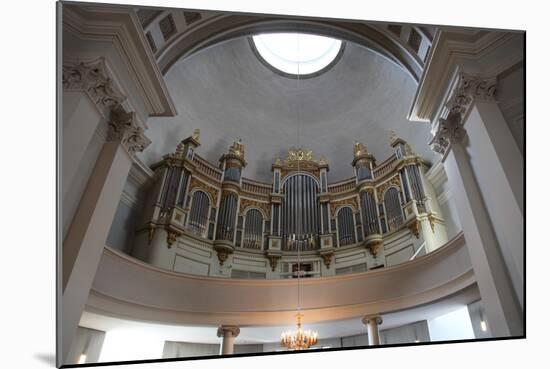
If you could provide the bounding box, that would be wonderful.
[34,353,57,366]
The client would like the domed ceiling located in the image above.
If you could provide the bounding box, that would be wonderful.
[138,35,434,182]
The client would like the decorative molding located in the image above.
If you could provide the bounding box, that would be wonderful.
[159,13,177,41]
[330,197,358,215]
[62,58,126,118]
[239,198,270,218]
[376,175,402,200]
[108,105,152,155]
[189,177,219,204]
[407,219,420,239]
[184,11,203,26]
[147,223,156,244]
[214,243,233,266]
[266,254,281,272]
[409,31,522,123]
[166,230,180,248]
[62,5,177,117]
[429,73,496,157]
[320,252,333,269]
[217,325,240,338]
[362,315,383,325]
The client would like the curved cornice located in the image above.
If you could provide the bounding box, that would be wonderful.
[156,15,423,82]
[88,233,474,326]
[63,4,177,117]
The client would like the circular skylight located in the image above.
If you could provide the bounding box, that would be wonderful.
[252,33,343,76]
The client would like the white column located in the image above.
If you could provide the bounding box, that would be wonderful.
[362,315,383,345]
[430,74,523,337]
[217,326,240,355]
[61,106,150,363]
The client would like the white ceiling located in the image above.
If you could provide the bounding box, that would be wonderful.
[138,36,435,182]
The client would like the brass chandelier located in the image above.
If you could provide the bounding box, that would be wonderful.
[280,42,318,350]
[281,313,318,350]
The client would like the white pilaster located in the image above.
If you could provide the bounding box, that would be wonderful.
[430,73,523,337]
[62,60,126,238]
[61,106,151,363]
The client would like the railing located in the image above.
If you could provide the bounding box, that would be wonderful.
[242,178,272,195]
[192,155,222,181]
[373,153,398,178]
[328,178,356,194]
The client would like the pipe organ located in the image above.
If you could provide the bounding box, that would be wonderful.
[135,129,445,277]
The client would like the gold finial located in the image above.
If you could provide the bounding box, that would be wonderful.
[274,157,282,166]
[389,130,397,145]
[319,155,328,165]
[404,143,413,155]
[229,138,244,158]
[192,128,200,142]
[354,141,368,157]
[174,140,185,157]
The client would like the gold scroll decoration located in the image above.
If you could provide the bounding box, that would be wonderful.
[376,175,402,200]
[239,198,271,218]
[189,177,219,204]
[330,196,359,216]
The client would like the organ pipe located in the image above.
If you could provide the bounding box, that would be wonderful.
[337,207,356,246]
[360,191,380,236]
[407,165,425,204]
[243,209,263,249]
[189,190,210,236]
[216,193,238,241]
[384,188,403,231]
[281,174,320,250]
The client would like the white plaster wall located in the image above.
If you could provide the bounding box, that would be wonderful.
[106,172,148,254]
[427,306,474,341]
[467,299,492,339]
[162,341,219,358]
[106,201,139,254]
[383,229,423,266]
[427,164,462,240]
[437,188,462,240]
[380,320,430,344]
[66,326,106,365]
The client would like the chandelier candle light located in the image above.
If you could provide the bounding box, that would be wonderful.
[281,313,319,350]
[280,34,319,351]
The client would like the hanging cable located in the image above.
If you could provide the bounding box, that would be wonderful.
[296,33,302,312]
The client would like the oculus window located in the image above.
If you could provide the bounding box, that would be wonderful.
[252,33,343,76]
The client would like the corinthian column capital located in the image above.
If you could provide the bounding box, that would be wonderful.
[217,325,241,338]
[108,105,151,155]
[446,73,497,120]
[430,73,496,157]
[62,57,126,117]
